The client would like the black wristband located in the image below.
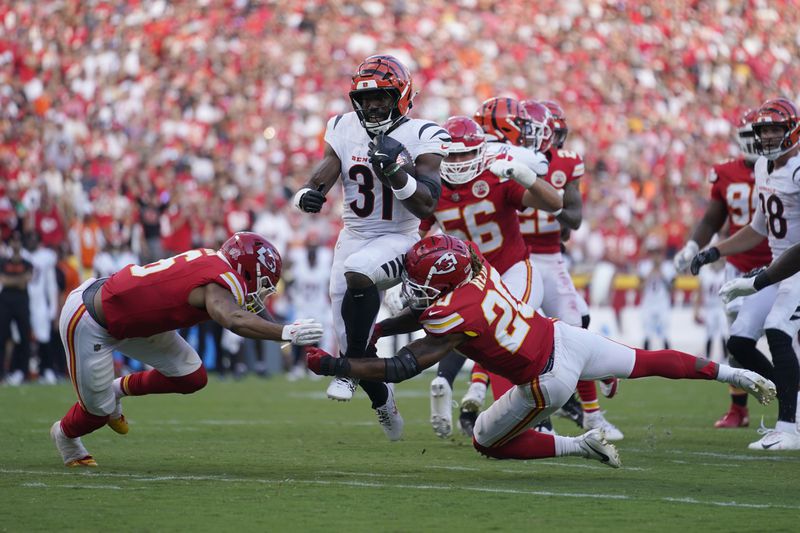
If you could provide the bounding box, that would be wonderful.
[753,270,773,291]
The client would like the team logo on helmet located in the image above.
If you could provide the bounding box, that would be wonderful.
[257,246,278,273]
[431,252,458,276]
[550,170,567,188]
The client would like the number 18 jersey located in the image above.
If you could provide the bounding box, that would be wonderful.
[102,249,248,339]
[324,112,449,239]
[751,154,800,258]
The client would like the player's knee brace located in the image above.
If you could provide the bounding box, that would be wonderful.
[171,365,208,394]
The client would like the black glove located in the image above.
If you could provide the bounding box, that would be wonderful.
[368,133,408,178]
[298,188,326,213]
[690,247,720,275]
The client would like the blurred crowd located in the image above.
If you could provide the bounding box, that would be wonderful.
[2,0,798,382]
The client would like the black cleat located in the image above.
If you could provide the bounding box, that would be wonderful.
[554,394,584,427]
[458,409,478,438]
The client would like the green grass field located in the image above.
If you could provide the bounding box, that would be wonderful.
[2,373,799,532]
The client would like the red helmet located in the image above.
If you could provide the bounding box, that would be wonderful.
[349,55,416,134]
[736,108,759,163]
[752,97,800,160]
[541,100,568,148]
[220,232,282,314]
[520,100,554,152]
[473,97,532,146]
[441,116,486,184]
[402,234,473,310]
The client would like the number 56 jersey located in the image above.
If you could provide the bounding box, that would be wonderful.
[751,154,800,258]
[324,112,449,238]
[101,249,248,339]
[419,262,555,385]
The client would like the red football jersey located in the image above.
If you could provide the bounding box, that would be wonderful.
[709,158,772,272]
[419,170,528,274]
[419,262,555,385]
[519,148,584,254]
[102,249,248,339]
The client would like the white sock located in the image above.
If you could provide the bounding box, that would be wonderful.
[553,435,583,457]
[112,377,124,399]
[775,420,798,434]
[715,363,735,384]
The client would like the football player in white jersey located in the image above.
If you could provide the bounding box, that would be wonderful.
[293,55,447,440]
[691,97,800,450]
[286,237,334,379]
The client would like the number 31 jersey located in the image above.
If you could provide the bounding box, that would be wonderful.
[709,158,771,272]
[419,262,555,385]
[324,112,449,239]
[102,249,248,339]
[751,154,800,258]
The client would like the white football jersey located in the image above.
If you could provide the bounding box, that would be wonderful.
[288,246,332,315]
[698,266,725,313]
[324,112,449,238]
[484,142,549,176]
[751,153,800,258]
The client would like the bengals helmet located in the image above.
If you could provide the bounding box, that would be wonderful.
[220,232,282,314]
[752,98,800,160]
[520,100,554,152]
[349,55,416,134]
[736,108,759,163]
[402,234,473,310]
[473,97,532,146]
[440,116,487,184]
[541,100,568,149]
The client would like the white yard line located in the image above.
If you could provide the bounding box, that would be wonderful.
[3,468,799,510]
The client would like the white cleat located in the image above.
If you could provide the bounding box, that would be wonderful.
[375,383,404,441]
[430,376,453,439]
[577,428,621,468]
[583,410,624,441]
[748,422,800,451]
[460,381,487,413]
[326,376,359,401]
[730,370,777,406]
[50,421,97,467]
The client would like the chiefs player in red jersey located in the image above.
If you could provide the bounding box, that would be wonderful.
[673,109,773,429]
[306,235,775,466]
[421,112,562,438]
[50,232,323,467]
[516,99,623,440]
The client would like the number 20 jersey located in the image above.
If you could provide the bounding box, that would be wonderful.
[751,154,800,258]
[419,262,555,385]
[324,112,449,239]
[101,249,248,339]
[709,158,771,272]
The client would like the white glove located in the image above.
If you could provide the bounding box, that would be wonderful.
[673,240,699,273]
[489,159,537,188]
[282,318,324,346]
[383,284,408,316]
[719,277,757,304]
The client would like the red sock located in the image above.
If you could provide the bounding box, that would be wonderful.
[60,402,108,438]
[473,429,556,459]
[629,349,718,380]
[471,364,489,386]
[489,372,514,401]
[576,380,600,412]
[121,366,208,396]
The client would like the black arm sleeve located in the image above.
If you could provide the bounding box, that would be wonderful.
[416,173,442,202]
[384,347,422,383]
